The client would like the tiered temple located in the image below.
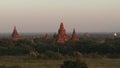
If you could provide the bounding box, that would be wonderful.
[71,29,80,41]
[11,26,19,41]
[57,22,70,43]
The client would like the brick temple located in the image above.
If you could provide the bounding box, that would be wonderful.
[71,29,79,41]
[11,26,19,41]
[57,22,70,43]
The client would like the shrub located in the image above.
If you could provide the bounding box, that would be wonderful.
[61,59,88,68]
[28,51,40,59]
[44,50,63,59]
[72,51,83,59]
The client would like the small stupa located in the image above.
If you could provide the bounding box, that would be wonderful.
[11,26,19,41]
[114,32,117,37]
[71,29,79,41]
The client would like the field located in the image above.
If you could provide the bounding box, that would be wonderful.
[0,56,120,68]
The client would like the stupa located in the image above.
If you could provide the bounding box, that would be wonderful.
[11,26,19,41]
[71,29,79,41]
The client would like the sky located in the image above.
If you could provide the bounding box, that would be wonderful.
[0,0,120,33]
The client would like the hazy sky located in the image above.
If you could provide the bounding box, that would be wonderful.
[0,0,120,33]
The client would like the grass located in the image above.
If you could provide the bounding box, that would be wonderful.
[86,58,120,68]
[0,56,120,68]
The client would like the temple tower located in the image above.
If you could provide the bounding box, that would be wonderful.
[57,22,70,43]
[71,29,79,41]
[11,26,19,41]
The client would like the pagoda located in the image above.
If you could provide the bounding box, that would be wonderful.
[11,26,19,41]
[71,29,79,41]
[57,22,70,43]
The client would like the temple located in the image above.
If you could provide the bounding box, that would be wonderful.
[57,22,70,43]
[45,33,49,40]
[71,29,80,41]
[11,26,19,41]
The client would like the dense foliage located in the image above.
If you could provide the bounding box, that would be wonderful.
[0,37,120,58]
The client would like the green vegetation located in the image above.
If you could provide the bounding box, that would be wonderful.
[0,37,120,68]
[0,38,120,58]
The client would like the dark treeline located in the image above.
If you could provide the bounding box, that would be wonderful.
[0,37,120,58]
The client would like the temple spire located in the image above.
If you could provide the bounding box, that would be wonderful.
[71,28,79,41]
[11,26,19,41]
[60,22,65,30]
[58,22,66,35]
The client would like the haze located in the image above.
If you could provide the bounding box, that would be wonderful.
[0,0,120,33]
